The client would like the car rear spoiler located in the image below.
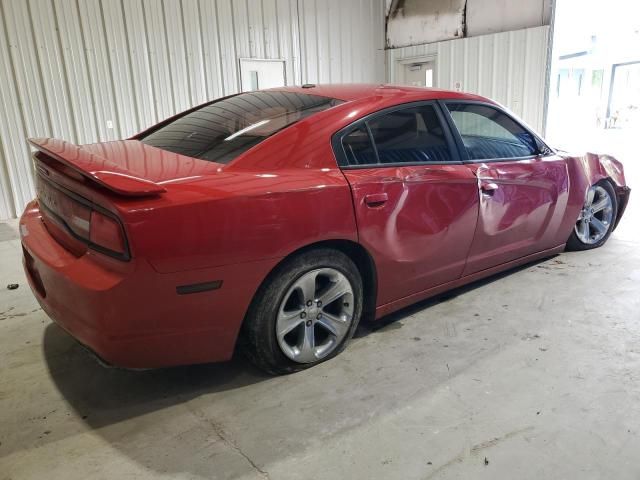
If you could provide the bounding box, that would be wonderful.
[28,138,166,196]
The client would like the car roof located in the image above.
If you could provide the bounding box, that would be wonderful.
[273,83,493,103]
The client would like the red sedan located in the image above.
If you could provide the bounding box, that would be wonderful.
[20,84,630,374]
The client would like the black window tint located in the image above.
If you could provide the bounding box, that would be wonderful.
[367,105,453,164]
[446,103,538,160]
[342,126,376,166]
[141,91,342,164]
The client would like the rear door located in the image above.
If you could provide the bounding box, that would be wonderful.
[334,102,479,306]
[442,102,570,275]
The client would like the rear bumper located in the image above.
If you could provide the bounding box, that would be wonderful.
[20,200,277,368]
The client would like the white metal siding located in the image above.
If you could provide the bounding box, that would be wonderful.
[0,0,385,219]
[387,26,551,134]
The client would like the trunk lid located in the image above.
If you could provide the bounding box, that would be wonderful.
[29,138,223,196]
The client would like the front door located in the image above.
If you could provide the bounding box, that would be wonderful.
[335,102,479,306]
[442,102,570,275]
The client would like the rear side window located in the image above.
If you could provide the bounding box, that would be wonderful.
[446,103,538,160]
[141,91,342,164]
[342,126,377,165]
[339,104,453,166]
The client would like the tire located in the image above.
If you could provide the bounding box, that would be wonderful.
[242,248,363,375]
[566,179,618,251]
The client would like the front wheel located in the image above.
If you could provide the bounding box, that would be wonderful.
[566,180,618,251]
[242,248,363,375]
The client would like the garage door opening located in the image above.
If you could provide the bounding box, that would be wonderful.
[546,0,639,240]
[546,0,640,152]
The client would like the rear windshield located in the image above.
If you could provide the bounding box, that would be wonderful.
[140,91,342,164]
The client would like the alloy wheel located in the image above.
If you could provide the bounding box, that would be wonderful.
[275,268,354,363]
[574,185,614,244]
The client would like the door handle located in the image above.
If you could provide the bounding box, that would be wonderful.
[480,182,499,196]
[364,193,388,207]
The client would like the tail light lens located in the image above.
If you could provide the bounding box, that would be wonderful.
[90,210,127,256]
[37,174,129,260]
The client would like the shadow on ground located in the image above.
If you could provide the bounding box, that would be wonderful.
[43,324,271,429]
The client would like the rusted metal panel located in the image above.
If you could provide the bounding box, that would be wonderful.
[386,0,551,48]
[386,0,466,49]
[466,0,552,37]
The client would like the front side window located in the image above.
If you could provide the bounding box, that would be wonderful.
[446,103,538,160]
[340,104,453,166]
[141,91,342,164]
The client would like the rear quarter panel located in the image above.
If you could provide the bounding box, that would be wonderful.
[123,169,358,273]
[108,167,358,364]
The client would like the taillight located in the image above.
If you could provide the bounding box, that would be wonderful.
[36,173,129,260]
[67,202,91,238]
[89,210,127,256]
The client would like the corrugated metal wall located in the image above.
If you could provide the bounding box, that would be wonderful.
[387,25,551,133]
[0,0,385,220]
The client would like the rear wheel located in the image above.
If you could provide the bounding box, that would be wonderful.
[566,180,617,250]
[243,248,363,375]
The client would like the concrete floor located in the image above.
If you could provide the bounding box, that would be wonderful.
[1,130,639,479]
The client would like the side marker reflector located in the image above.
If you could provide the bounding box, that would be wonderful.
[176,280,223,295]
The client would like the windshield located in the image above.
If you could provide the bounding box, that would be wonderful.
[141,91,342,164]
